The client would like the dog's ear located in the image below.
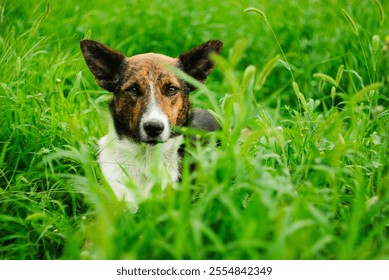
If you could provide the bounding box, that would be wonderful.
[80,40,126,92]
[177,40,223,86]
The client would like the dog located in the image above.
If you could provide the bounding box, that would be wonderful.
[80,39,223,211]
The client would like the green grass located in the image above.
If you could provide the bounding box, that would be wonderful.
[0,0,388,260]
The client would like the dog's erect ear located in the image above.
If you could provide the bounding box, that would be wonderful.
[80,40,126,92]
[177,40,223,85]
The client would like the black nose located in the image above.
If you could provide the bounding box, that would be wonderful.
[143,121,164,138]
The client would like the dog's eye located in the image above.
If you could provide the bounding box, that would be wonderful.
[126,85,141,97]
[165,86,179,96]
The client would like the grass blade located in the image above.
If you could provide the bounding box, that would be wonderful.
[342,9,359,35]
[350,82,382,103]
[335,64,344,87]
[292,81,308,111]
[255,54,281,90]
[242,65,256,94]
[243,7,267,21]
[313,73,336,86]
[374,0,384,27]
[245,7,295,81]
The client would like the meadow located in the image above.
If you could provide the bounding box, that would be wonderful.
[0,0,388,260]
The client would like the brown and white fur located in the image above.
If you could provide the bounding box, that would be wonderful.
[80,39,222,210]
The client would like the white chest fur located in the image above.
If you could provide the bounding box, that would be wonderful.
[98,129,183,210]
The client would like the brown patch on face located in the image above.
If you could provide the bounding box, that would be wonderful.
[153,71,189,126]
[110,53,190,141]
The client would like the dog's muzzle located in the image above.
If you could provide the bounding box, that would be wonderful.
[143,120,164,138]
[140,119,170,145]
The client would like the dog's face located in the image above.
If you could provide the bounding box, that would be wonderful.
[80,39,223,144]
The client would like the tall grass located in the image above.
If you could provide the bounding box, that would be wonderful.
[0,0,388,259]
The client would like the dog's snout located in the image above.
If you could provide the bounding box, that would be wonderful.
[143,121,164,138]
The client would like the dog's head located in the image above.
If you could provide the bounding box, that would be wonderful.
[80,39,223,144]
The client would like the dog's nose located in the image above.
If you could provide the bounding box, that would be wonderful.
[143,121,164,138]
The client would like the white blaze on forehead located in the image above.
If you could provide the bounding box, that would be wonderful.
[139,75,170,141]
